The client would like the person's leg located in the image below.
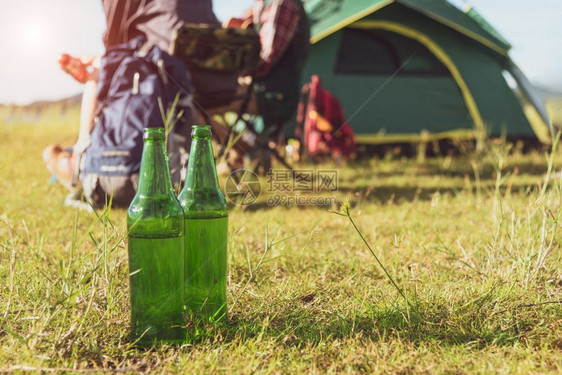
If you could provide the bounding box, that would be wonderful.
[43,79,98,189]
[82,174,139,209]
[75,79,98,153]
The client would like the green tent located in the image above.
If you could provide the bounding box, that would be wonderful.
[298,0,552,144]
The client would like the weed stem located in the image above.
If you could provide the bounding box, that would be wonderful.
[344,207,416,313]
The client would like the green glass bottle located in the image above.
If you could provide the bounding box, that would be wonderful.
[178,125,228,322]
[127,127,185,346]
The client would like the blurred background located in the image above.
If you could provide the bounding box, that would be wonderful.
[0,0,560,105]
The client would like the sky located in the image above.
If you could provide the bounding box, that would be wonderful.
[0,0,560,105]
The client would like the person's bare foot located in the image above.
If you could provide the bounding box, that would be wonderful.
[42,144,74,189]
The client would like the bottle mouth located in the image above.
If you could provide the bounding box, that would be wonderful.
[144,127,165,140]
[191,125,212,138]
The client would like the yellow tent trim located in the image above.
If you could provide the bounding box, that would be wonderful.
[523,103,552,144]
[402,8,509,56]
[352,20,486,135]
[355,129,475,145]
[309,0,393,44]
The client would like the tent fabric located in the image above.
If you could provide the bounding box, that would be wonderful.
[398,0,511,53]
[464,6,511,49]
[294,0,552,143]
[305,0,511,52]
[335,28,450,76]
[506,59,552,140]
[351,17,486,134]
[306,0,392,43]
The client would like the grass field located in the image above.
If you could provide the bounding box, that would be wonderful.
[1,108,561,373]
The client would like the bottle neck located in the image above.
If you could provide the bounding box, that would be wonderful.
[184,136,220,191]
[136,138,175,196]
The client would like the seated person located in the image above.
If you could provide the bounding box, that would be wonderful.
[200,0,309,172]
[43,0,219,208]
[212,0,310,140]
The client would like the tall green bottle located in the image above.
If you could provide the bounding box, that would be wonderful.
[178,125,228,322]
[127,127,185,346]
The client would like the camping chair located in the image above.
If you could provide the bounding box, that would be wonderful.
[170,23,297,174]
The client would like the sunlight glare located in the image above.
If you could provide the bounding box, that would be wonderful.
[25,24,44,45]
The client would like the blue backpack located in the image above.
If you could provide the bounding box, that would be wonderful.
[83,36,191,176]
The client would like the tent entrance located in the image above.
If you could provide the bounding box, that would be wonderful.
[335,28,450,77]
[328,20,486,141]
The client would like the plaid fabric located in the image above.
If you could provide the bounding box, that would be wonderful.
[250,0,301,78]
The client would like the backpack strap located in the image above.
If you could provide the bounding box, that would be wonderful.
[137,40,154,58]
[137,40,169,86]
